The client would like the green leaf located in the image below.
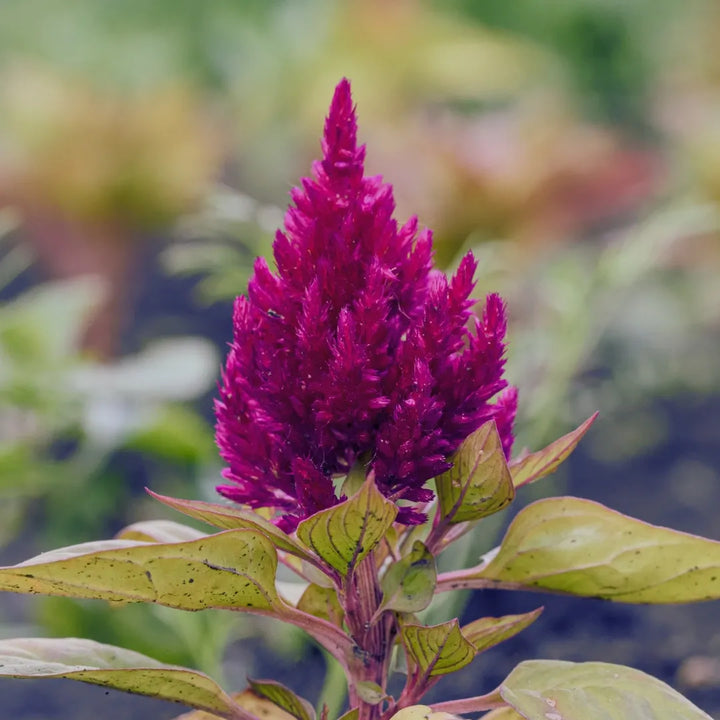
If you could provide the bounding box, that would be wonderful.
[0,278,100,362]
[354,681,386,705]
[461,608,543,654]
[248,679,315,720]
[235,690,300,720]
[126,405,216,464]
[379,541,436,614]
[170,690,300,720]
[501,660,713,719]
[401,620,476,678]
[116,520,207,543]
[388,707,432,720]
[475,497,720,603]
[0,637,247,719]
[0,530,280,611]
[149,491,319,565]
[436,420,514,524]
[341,459,370,497]
[297,584,344,627]
[337,709,359,720]
[388,706,458,720]
[296,478,397,576]
[510,414,597,488]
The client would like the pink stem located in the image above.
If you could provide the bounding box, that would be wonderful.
[344,554,390,720]
[430,694,506,715]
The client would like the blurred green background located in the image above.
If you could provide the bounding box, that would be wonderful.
[0,1,719,718]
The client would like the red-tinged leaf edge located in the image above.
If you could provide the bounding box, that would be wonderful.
[509,413,597,488]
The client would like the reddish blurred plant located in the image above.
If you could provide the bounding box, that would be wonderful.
[0,67,223,357]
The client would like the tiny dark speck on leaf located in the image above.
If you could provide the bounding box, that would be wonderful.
[188,578,194,583]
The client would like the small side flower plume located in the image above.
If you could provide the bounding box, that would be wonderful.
[215,79,517,530]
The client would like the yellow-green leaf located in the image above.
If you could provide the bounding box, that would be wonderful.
[475,497,720,603]
[501,660,713,719]
[479,708,523,720]
[510,414,597,488]
[461,608,543,654]
[379,541,436,614]
[436,420,514,524]
[337,709,359,720]
[297,584,344,627]
[149,491,317,563]
[401,620,476,678]
[116,520,207,543]
[0,530,280,611]
[172,692,294,720]
[170,690,302,720]
[234,690,300,720]
[388,706,456,720]
[388,706,432,720]
[0,637,247,719]
[354,681,386,705]
[248,679,315,720]
[296,478,397,576]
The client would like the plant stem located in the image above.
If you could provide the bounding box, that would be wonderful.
[429,692,506,714]
[344,552,390,720]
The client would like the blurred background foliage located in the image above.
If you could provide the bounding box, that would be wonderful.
[0,0,719,713]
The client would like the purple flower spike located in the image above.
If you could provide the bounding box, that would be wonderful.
[215,78,516,530]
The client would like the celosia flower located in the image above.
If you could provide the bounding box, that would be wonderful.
[215,79,517,530]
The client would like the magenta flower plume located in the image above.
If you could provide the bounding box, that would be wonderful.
[215,79,517,530]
